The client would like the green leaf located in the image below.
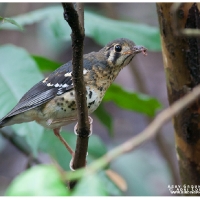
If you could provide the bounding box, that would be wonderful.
[0,16,23,30]
[88,133,107,159]
[85,11,161,51]
[94,104,113,136]
[46,8,161,50]
[103,84,161,117]
[0,6,161,51]
[39,130,75,171]
[72,173,108,196]
[0,45,44,155]
[6,165,69,196]
[32,55,62,72]
[0,7,57,30]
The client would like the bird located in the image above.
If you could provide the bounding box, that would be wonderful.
[0,38,147,155]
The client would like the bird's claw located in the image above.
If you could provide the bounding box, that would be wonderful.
[74,116,93,137]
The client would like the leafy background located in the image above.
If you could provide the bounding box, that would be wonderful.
[0,3,178,196]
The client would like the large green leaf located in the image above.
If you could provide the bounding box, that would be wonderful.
[72,173,108,196]
[6,165,70,196]
[0,45,44,155]
[71,171,122,196]
[94,103,113,136]
[32,55,62,72]
[103,84,161,117]
[0,6,161,51]
[85,11,160,51]
[39,130,75,171]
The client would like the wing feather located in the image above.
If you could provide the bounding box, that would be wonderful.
[0,62,74,122]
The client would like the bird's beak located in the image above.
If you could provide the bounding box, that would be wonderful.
[132,45,147,56]
[122,45,147,56]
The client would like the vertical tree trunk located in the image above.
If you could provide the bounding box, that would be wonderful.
[157,3,200,187]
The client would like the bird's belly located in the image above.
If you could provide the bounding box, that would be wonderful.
[35,86,104,129]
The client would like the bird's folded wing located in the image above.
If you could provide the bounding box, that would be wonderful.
[1,62,74,119]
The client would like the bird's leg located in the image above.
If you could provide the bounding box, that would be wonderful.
[53,128,74,155]
[74,116,93,137]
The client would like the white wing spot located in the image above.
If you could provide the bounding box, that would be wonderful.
[62,83,68,88]
[83,69,88,75]
[43,77,48,83]
[54,83,60,87]
[47,82,54,87]
[57,88,63,95]
[64,72,72,77]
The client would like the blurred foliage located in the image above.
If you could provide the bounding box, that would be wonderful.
[72,173,108,196]
[0,6,161,51]
[95,104,113,136]
[32,55,61,72]
[5,164,122,196]
[104,84,161,117]
[0,16,23,30]
[0,4,164,196]
[39,129,107,171]
[71,171,123,196]
[6,165,70,196]
[111,149,172,195]
[0,45,44,156]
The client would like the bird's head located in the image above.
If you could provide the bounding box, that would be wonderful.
[101,38,147,69]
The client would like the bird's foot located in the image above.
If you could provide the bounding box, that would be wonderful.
[74,116,93,137]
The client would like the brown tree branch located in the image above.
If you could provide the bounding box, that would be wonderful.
[62,3,90,189]
[66,84,200,181]
[76,3,84,27]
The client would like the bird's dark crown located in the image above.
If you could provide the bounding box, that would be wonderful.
[104,38,136,49]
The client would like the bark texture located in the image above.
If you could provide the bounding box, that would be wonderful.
[157,3,200,186]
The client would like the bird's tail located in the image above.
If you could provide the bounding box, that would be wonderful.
[0,117,11,128]
[0,118,8,128]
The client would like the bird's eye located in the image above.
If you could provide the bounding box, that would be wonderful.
[114,45,122,52]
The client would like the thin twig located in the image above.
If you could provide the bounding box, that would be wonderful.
[66,84,200,181]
